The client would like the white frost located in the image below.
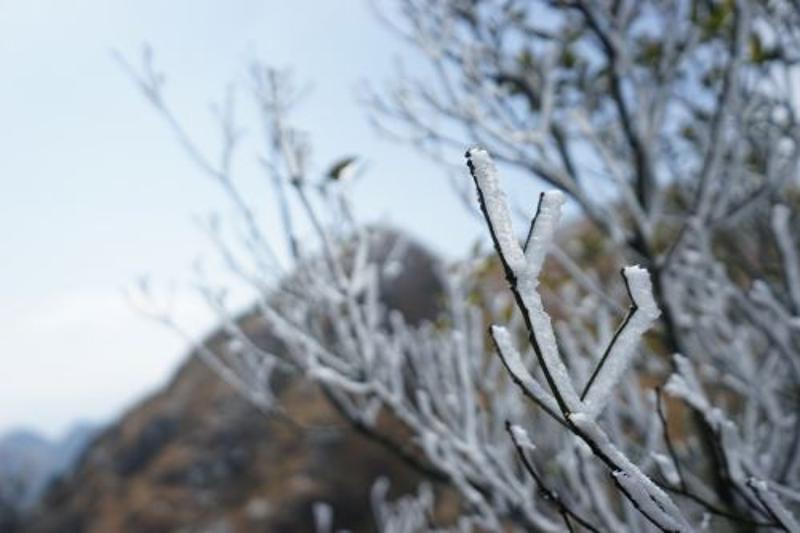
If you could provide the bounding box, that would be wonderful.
[582,266,661,418]
[510,424,536,452]
[491,325,561,416]
[569,412,692,531]
[466,147,526,271]
[524,190,566,278]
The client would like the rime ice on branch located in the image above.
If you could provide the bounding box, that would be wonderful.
[467,147,691,531]
[581,265,661,418]
[467,146,582,414]
[127,34,800,527]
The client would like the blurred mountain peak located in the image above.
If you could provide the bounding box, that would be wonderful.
[0,421,99,531]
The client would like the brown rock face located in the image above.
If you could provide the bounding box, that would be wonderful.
[27,230,444,533]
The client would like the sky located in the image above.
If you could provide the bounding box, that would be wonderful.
[0,0,486,438]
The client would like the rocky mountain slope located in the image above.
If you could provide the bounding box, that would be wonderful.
[24,231,445,533]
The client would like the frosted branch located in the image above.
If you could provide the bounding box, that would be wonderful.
[581,266,661,418]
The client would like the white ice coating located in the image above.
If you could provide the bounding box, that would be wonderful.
[613,471,685,532]
[515,190,582,412]
[651,452,681,486]
[467,147,698,529]
[749,479,800,533]
[623,266,661,321]
[491,325,560,416]
[467,147,526,271]
[772,203,800,312]
[569,413,692,531]
[518,286,583,411]
[510,424,536,452]
[469,148,581,411]
[582,266,661,419]
[664,354,710,413]
[525,190,566,278]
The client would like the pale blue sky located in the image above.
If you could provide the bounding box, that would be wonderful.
[0,0,487,437]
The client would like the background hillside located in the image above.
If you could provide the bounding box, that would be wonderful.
[19,232,447,533]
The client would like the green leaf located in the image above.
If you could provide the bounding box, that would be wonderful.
[561,47,577,68]
[517,49,535,70]
[637,39,663,67]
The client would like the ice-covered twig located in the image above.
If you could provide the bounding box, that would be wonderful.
[581,266,661,418]
[772,204,800,315]
[506,421,600,533]
[467,147,581,414]
[665,354,797,529]
[524,192,567,278]
[490,325,563,424]
[569,413,693,532]
[466,147,527,272]
[469,147,690,531]
[747,478,800,533]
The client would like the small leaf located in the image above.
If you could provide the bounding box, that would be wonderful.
[517,49,535,70]
[637,39,663,67]
[325,156,359,181]
[561,47,577,68]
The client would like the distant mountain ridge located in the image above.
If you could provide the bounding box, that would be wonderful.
[0,422,98,531]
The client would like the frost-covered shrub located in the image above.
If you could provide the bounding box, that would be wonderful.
[123,1,800,530]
